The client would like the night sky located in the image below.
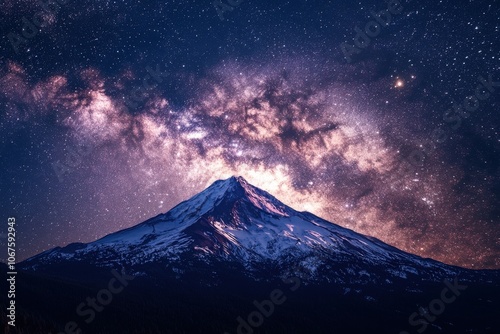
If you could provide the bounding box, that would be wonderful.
[0,0,499,269]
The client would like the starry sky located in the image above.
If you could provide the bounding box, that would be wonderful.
[0,0,499,269]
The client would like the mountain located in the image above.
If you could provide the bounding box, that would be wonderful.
[7,176,500,334]
[22,176,462,283]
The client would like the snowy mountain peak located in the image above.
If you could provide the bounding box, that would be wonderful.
[21,176,460,282]
[192,176,291,218]
[206,175,249,200]
[226,175,246,185]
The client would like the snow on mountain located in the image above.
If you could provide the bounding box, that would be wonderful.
[21,176,462,281]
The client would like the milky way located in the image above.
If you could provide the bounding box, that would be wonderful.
[0,0,498,268]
